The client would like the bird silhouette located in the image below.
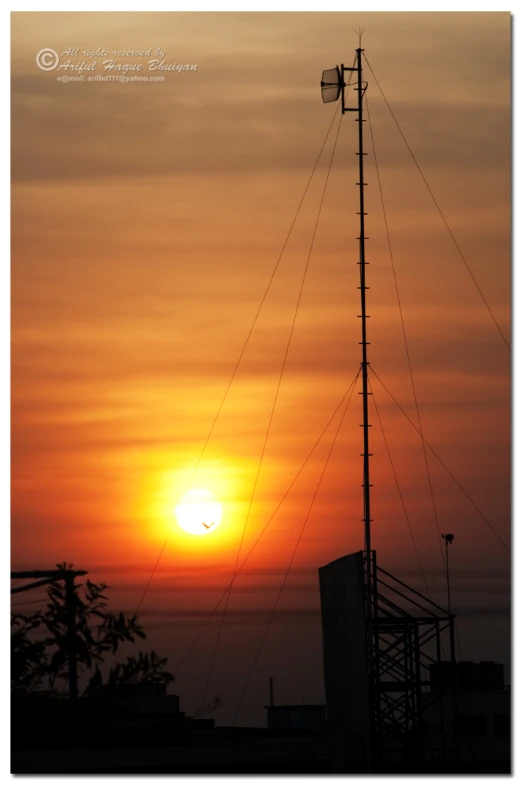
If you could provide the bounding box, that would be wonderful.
[202,522,215,530]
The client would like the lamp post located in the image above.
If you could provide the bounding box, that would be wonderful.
[441,533,455,614]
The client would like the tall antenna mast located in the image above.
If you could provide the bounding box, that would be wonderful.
[355,45,371,564]
[321,51,374,769]
[320,46,372,563]
[319,49,458,771]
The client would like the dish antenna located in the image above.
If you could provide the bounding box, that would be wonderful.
[320,66,342,104]
[320,57,363,115]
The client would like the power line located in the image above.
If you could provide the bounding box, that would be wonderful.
[369,366,510,553]
[366,93,445,569]
[201,112,342,706]
[120,104,343,636]
[199,113,345,707]
[11,598,47,608]
[175,368,361,678]
[184,102,342,492]
[363,52,510,352]
[232,371,359,725]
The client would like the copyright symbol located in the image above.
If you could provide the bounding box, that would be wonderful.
[36,48,59,71]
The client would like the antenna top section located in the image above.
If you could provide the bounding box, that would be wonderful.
[355,27,365,48]
[442,533,455,545]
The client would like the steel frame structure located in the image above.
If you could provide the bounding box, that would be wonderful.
[363,551,457,768]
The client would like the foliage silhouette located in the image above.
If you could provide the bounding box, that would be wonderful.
[11,563,173,696]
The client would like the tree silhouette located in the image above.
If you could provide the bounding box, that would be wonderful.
[11,563,173,696]
[11,612,47,692]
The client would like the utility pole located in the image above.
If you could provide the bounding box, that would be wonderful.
[11,568,87,700]
[65,573,79,701]
[441,533,455,614]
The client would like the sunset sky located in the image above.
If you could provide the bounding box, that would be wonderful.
[11,12,510,724]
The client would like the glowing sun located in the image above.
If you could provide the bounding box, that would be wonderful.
[175,489,223,536]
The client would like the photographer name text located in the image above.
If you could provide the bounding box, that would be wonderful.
[36,47,198,75]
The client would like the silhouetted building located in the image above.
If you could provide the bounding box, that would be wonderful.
[318,552,370,771]
[91,682,181,715]
[424,660,510,767]
[265,704,326,733]
[13,684,331,773]
[318,551,510,773]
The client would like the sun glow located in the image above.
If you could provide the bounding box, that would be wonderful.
[175,489,223,536]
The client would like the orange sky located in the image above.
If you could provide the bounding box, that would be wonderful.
[11,12,510,723]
